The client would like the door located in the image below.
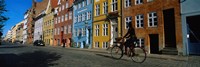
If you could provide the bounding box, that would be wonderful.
[186,15,200,55]
[149,34,159,54]
[163,8,176,48]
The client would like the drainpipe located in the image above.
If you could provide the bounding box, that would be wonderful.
[120,0,123,37]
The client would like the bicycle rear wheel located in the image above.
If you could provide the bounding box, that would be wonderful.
[111,46,123,60]
[131,47,146,63]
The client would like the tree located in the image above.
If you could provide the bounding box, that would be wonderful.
[0,0,8,36]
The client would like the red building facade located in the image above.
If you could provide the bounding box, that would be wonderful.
[54,0,73,47]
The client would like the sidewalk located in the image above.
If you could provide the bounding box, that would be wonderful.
[45,45,200,63]
[66,47,189,61]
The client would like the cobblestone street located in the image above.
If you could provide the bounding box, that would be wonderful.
[0,43,199,67]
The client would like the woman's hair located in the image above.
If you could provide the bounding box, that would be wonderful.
[128,22,132,28]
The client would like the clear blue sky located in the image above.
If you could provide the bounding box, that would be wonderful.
[3,0,32,37]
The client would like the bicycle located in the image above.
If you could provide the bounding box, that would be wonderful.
[110,37,146,63]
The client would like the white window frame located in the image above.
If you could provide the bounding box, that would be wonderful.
[125,16,132,29]
[78,15,81,22]
[103,24,108,36]
[61,15,64,22]
[64,26,66,34]
[58,17,60,23]
[135,0,143,5]
[111,0,118,12]
[147,0,154,2]
[124,0,131,8]
[136,38,144,47]
[94,42,99,48]
[148,12,158,27]
[69,11,72,19]
[66,1,69,8]
[135,14,144,28]
[103,2,108,14]
[68,25,71,33]
[87,11,91,20]
[66,26,68,34]
[55,18,57,24]
[58,28,60,35]
[102,42,108,48]
[95,4,100,16]
[82,13,86,21]
[65,13,68,21]
[54,28,57,35]
[87,0,91,5]
[74,29,77,36]
[95,25,99,36]
[62,5,65,10]
[74,16,77,23]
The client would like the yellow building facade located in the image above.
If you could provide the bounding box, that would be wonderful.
[43,1,54,46]
[93,0,122,49]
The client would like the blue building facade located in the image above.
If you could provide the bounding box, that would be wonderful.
[73,0,93,48]
[181,0,200,55]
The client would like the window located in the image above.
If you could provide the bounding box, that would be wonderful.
[103,24,108,36]
[111,0,118,12]
[74,5,77,10]
[136,14,144,28]
[125,0,131,8]
[87,0,91,5]
[94,42,99,48]
[82,28,86,36]
[135,0,143,5]
[61,15,64,22]
[125,17,132,29]
[66,1,69,8]
[95,25,99,36]
[95,0,99,2]
[103,42,108,48]
[78,15,81,22]
[69,11,72,19]
[136,38,144,47]
[82,13,86,21]
[87,11,91,20]
[83,1,86,7]
[59,6,61,12]
[58,17,60,23]
[95,4,100,16]
[68,25,71,33]
[148,12,157,27]
[65,26,67,34]
[75,16,77,23]
[103,2,108,14]
[78,3,82,9]
[74,29,77,36]
[62,5,64,10]
[58,28,60,35]
[65,13,68,21]
[54,28,57,35]
[147,0,154,2]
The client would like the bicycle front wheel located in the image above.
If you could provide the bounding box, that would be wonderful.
[111,46,123,60]
[131,47,146,63]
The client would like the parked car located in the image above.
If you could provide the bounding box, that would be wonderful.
[33,40,45,46]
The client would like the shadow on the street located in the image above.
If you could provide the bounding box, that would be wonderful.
[95,53,129,61]
[0,50,61,67]
[0,45,25,48]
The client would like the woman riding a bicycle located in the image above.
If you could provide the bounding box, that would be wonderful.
[123,22,137,55]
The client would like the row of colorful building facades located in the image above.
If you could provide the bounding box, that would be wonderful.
[3,0,200,56]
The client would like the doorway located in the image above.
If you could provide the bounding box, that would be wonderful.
[149,34,159,54]
[163,8,176,48]
[186,15,200,55]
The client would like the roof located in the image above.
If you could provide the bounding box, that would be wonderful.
[33,0,49,16]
